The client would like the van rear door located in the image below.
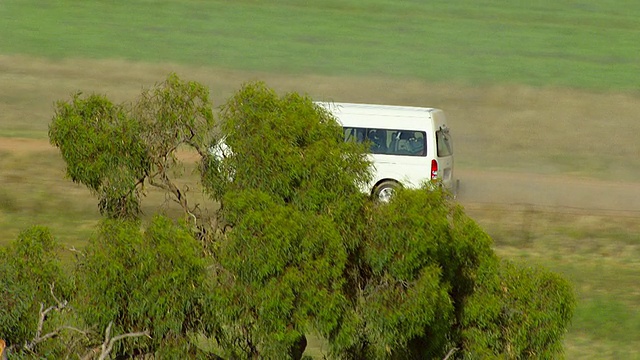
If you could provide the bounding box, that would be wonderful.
[432,111,454,189]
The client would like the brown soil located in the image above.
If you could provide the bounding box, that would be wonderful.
[0,137,55,154]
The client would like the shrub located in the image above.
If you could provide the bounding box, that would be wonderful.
[75,216,212,357]
[460,259,577,359]
[0,226,74,356]
[327,187,497,359]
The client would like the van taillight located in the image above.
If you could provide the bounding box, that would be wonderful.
[431,159,438,179]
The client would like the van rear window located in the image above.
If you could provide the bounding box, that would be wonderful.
[343,127,426,156]
[436,128,453,157]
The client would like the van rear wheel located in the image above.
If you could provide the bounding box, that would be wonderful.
[373,181,399,203]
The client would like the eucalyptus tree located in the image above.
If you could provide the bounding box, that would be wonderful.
[46,76,575,359]
[49,73,215,228]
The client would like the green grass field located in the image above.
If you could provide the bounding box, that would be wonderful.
[1,1,640,358]
[1,0,639,90]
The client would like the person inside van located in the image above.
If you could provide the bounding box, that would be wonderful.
[368,129,387,154]
[394,131,413,154]
[394,131,425,155]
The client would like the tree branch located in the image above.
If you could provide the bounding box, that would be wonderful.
[68,246,86,258]
[84,322,151,360]
[185,137,209,159]
[443,347,457,360]
[49,282,64,307]
[23,283,73,352]
[148,164,197,224]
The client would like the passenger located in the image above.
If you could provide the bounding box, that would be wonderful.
[368,129,387,153]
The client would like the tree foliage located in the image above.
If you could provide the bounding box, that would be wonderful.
[339,187,496,359]
[48,92,148,219]
[460,259,576,359]
[203,82,371,213]
[39,76,576,359]
[76,216,212,357]
[201,81,575,359]
[49,73,215,220]
[0,226,73,356]
[201,83,371,358]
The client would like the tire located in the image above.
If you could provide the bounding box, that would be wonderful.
[373,181,399,203]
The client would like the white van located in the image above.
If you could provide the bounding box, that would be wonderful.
[317,102,454,202]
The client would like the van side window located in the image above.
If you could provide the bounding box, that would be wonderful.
[393,131,425,155]
[344,127,366,143]
[343,127,426,156]
[436,128,453,157]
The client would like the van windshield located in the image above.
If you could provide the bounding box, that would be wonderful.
[436,128,453,157]
[344,127,426,156]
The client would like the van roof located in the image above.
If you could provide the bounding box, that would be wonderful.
[316,102,439,118]
[315,102,445,130]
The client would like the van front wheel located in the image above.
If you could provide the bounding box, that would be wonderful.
[373,181,399,203]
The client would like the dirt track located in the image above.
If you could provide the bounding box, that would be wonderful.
[456,169,640,215]
[2,137,639,215]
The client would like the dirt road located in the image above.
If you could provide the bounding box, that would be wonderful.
[455,169,640,215]
[2,137,639,215]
